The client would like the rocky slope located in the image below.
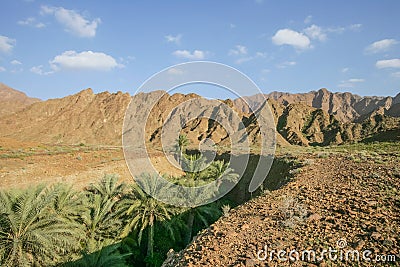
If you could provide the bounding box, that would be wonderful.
[163,153,400,266]
[0,88,131,145]
[0,83,41,117]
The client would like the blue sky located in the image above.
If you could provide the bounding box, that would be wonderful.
[0,0,399,100]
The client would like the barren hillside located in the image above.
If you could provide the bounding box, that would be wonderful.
[0,84,398,147]
[0,83,41,117]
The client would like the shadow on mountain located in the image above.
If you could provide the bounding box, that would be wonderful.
[361,128,400,143]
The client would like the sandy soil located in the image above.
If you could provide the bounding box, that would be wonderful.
[0,138,183,190]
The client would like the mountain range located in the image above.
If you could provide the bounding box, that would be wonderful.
[0,83,398,147]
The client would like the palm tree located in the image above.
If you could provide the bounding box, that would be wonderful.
[82,175,129,253]
[183,202,221,244]
[181,154,207,180]
[174,134,190,165]
[205,160,239,184]
[62,242,130,267]
[169,170,221,244]
[82,175,127,253]
[0,185,82,266]
[122,173,179,265]
[177,160,239,243]
[82,194,125,252]
[51,183,87,224]
[86,174,127,201]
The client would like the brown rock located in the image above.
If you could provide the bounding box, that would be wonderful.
[307,213,322,222]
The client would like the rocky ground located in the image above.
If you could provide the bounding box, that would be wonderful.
[163,152,400,266]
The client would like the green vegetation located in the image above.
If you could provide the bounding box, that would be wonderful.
[174,134,190,165]
[0,184,83,266]
[0,172,232,267]
[0,138,241,266]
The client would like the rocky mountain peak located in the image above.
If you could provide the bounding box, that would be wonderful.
[0,83,41,117]
[393,92,400,105]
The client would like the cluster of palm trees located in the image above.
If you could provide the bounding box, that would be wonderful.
[0,135,239,267]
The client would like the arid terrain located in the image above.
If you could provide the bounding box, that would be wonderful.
[0,137,186,190]
[0,83,399,266]
[1,83,399,190]
[163,144,400,266]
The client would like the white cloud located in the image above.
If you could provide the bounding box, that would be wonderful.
[338,82,353,88]
[172,50,206,60]
[49,50,121,71]
[118,55,135,65]
[365,39,398,54]
[18,17,34,25]
[165,34,182,45]
[277,61,297,68]
[327,23,362,34]
[0,66,6,72]
[17,17,46,28]
[304,15,312,24]
[349,24,362,31]
[255,52,267,58]
[338,78,365,88]
[41,5,100,38]
[348,78,365,83]
[229,45,248,56]
[235,53,266,64]
[30,65,53,75]
[341,67,349,73]
[391,72,400,78]
[272,29,311,50]
[304,24,327,41]
[167,68,184,75]
[229,46,266,64]
[36,22,46,28]
[0,35,16,53]
[235,57,254,64]
[11,60,22,65]
[376,59,400,69]
[230,23,236,29]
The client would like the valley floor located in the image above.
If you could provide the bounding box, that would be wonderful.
[0,137,183,189]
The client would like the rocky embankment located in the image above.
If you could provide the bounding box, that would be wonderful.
[163,153,400,266]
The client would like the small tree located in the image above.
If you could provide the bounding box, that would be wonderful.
[82,175,128,253]
[122,174,180,266]
[174,134,190,165]
[181,154,207,180]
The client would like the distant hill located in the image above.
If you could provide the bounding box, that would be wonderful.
[0,83,398,147]
[0,88,130,145]
[0,83,41,117]
[234,88,400,123]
